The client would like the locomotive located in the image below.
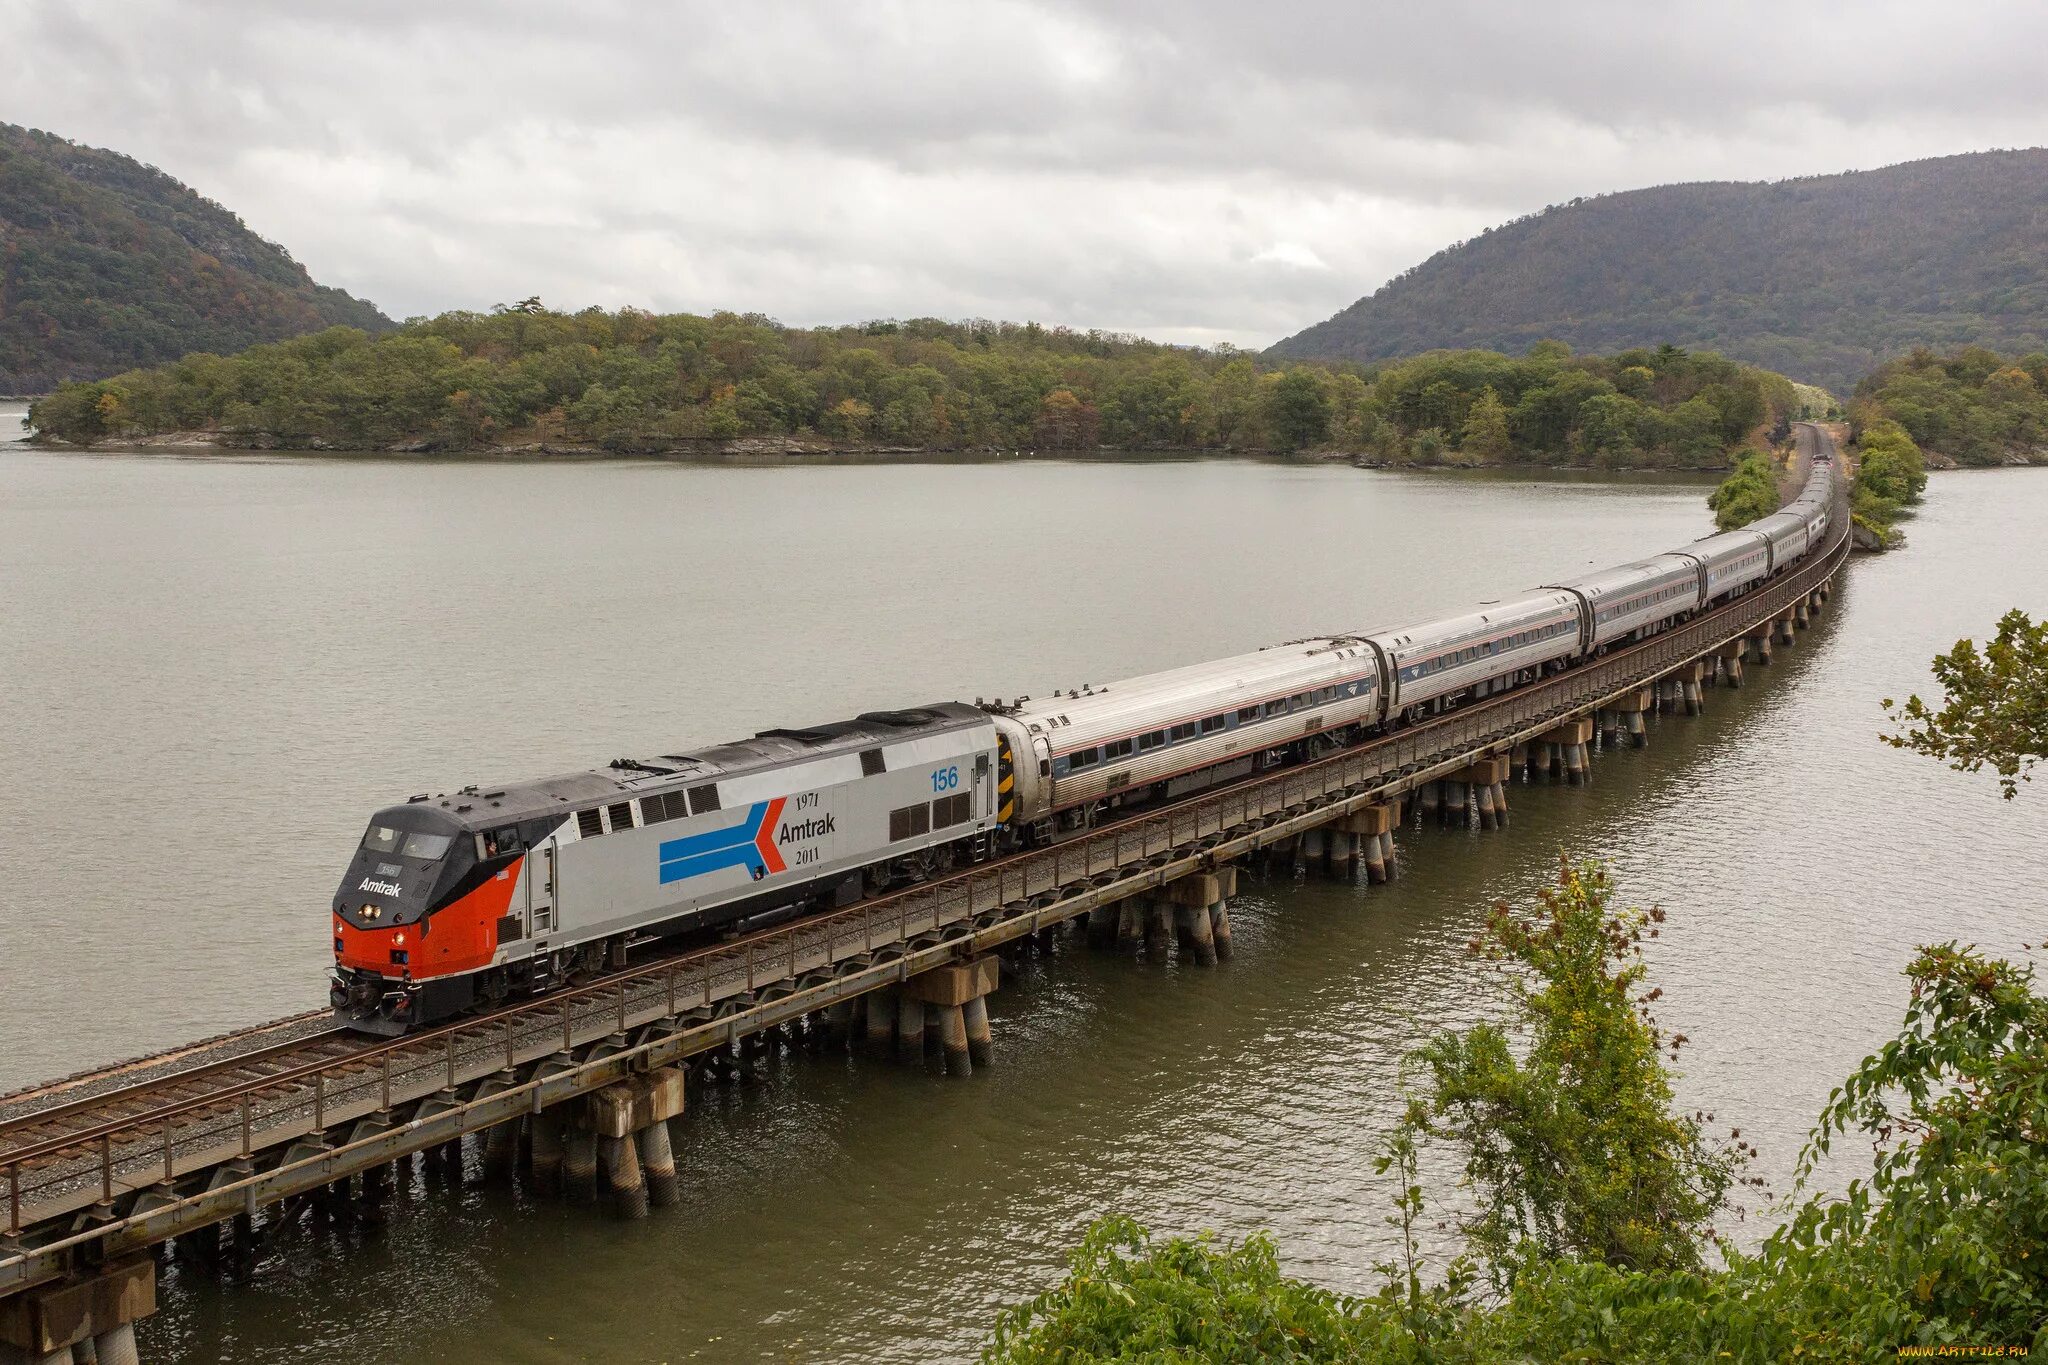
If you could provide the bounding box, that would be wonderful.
[333,453,1837,1033]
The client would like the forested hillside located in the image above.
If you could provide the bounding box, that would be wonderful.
[26,306,1795,467]
[1271,150,2048,394]
[0,124,390,393]
[1852,345,2048,465]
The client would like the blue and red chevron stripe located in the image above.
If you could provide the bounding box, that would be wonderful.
[657,798,786,885]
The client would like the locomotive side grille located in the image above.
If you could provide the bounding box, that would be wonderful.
[932,792,972,829]
[576,807,604,839]
[889,804,932,841]
[641,792,685,823]
[606,802,635,832]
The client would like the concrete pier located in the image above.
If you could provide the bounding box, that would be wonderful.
[637,1120,680,1209]
[865,990,897,1056]
[1143,900,1173,961]
[598,1135,646,1219]
[823,999,854,1046]
[1609,687,1652,747]
[902,957,1000,1077]
[530,1108,564,1195]
[936,1005,970,1075]
[896,991,926,1055]
[1542,718,1593,783]
[483,1117,519,1186]
[575,1069,687,1219]
[1164,872,1225,965]
[963,996,994,1068]
[1116,896,1144,955]
[1447,758,1507,827]
[1720,639,1745,687]
[0,1261,153,1365]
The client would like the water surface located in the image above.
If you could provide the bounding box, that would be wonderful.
[0,448,2040,1362]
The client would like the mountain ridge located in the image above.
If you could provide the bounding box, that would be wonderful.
[0,123,391,393]
[1269,150,2048,393]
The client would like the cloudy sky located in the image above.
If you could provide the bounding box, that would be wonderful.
[8,0,2048,348]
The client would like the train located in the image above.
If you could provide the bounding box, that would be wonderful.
[332,450,1838,1033]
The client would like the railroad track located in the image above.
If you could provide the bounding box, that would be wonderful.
[2,482,1851,1254]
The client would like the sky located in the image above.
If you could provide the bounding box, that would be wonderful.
[8,0,2048,349]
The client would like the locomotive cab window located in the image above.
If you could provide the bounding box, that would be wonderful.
[480,827,522,857]
[363,824,404,855]
[400,832,452,860]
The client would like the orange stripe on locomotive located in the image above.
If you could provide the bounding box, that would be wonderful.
[333,854,524,979]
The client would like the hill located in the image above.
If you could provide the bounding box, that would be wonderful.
[1852,345,2048,466]
[1270,150,2048,394]
[25,307,1797,468]
[0,124,390,393]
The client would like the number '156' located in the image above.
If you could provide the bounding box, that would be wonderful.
[930,766,959,792]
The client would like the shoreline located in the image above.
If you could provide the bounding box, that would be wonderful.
[16,427,1743,474]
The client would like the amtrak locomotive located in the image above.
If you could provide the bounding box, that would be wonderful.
[333,454,1838,1032]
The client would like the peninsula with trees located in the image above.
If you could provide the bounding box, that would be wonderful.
[25,305,1801,469]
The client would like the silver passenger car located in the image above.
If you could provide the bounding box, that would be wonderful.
[1549,554,1704,652]
[993,637,1385,829]
[1749,509,1810,571]
[1680,528,1772,603]
[1364,590,1581,718]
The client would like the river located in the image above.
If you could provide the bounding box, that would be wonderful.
[0,442,2040,1363]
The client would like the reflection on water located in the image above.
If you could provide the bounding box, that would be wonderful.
[0,449,2041,1363]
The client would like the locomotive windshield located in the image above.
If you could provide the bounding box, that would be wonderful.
[399,832,453,859]
[360,824,454,861]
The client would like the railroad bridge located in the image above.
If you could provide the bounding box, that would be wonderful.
[0,458,1852,1364]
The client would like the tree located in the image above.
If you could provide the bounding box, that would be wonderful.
[1573,392,1644,462]
[1402,859,1745,1286]
[984,858,2048,1359]
[1032,388,1099,449]
[1707,451,1779,530]
[1265,368,1330,451]
[1459,385,1511,459]
[983,1217,1387,1363]
[1883,609,2048,798]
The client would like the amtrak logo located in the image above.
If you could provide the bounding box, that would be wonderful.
[658,799,786,885]
[357,877,403,896]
